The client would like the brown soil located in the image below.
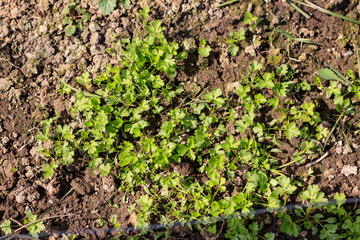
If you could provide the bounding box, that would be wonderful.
[1,0,360,239]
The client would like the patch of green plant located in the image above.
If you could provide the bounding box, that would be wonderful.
[0,210,45,238]
[198,38,211,57]
[227,29,245,56]
[36,6,360,240]
[62,1,91,36]
[319,66,360,115]
[279,188,360,239]
[227,11,259,56]
[38,20,301,236]
[37,14,185,178]
[98,0,131,15]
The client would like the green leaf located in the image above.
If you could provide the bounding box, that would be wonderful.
[231,29,246,42]
[300,80,311,91]
[110,214,117,225]
[64,25,76,36]
[222,135,240,150]
[81,11,91,23]
[284,122,300,140]
[199,38,207,46]
[119,151,138,167]
[137,195,153,211]
[277,64,288,76]
[235,84,250,98]
[177,144,188,157]
[35,131,48,142]
[277,176,297,194]
[333,192,346,205]
[137,6,150,22]
[300,185,328,204]
[146,20,163,35]
[62,5,70,15]
[99,163,112,176]
[318,68,342,82]
[326,81,341,97]
[239,150,252,164]
[0,219,12,235]
[280,215,300,237]
[207,224,217,235]
[159,120,175,138]
[204,88,225,107]
[342,219,353,230]
[326,217,338,224]
[191,103,206,115]
[77,72,91,86]
[198,45,211,57]
[252,123,264,137]
[60,82,72,94]
[250,60,262,71]
[228,45,239,56]
[96,218,107,227]
[98,0,116,15]
[243,11,257,25]
[42,162,58,179]
[242,110,255,126]
[63,17,73,25]
[264,232,275,240]
[267,97,279,108]
[24,210,45,236]
[119,0,131,9]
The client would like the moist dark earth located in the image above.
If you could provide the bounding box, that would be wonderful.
[1,0,360,239]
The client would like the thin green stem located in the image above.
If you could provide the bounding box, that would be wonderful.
[322,110,345,151]
[216,0,240,8]
[275,156,304,169]
[294,0,360,25]
[286,0,310,18]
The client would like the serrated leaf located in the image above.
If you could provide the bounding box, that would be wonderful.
[199,38,207,46]
[119,151,137,167]
[243,11,257,25]
[177,145,188,156]
[98,0,116,15]
[82,12,91,23]
[198,45,211,57]
[62,5,70,15]
[64,25,76,36]
[264,232,275,240]
[228,45,239,56]
[252,123,263,137]
[284,122,300,140]
[250,60,262,71]
[280,215,300,237]
[277,64,288,75]
[119,0,131,9]
[146,20,163,35]
[43,163,55,179]
[0,220,12,235]
[99,163,112,176]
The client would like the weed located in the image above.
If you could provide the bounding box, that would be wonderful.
[0,210,45,238]
[226,11,259,56]
[292,0,360,25]
[35,6,360,240]
[62,1,90,36]
[198,38,211,58]
[98,0,131,15]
